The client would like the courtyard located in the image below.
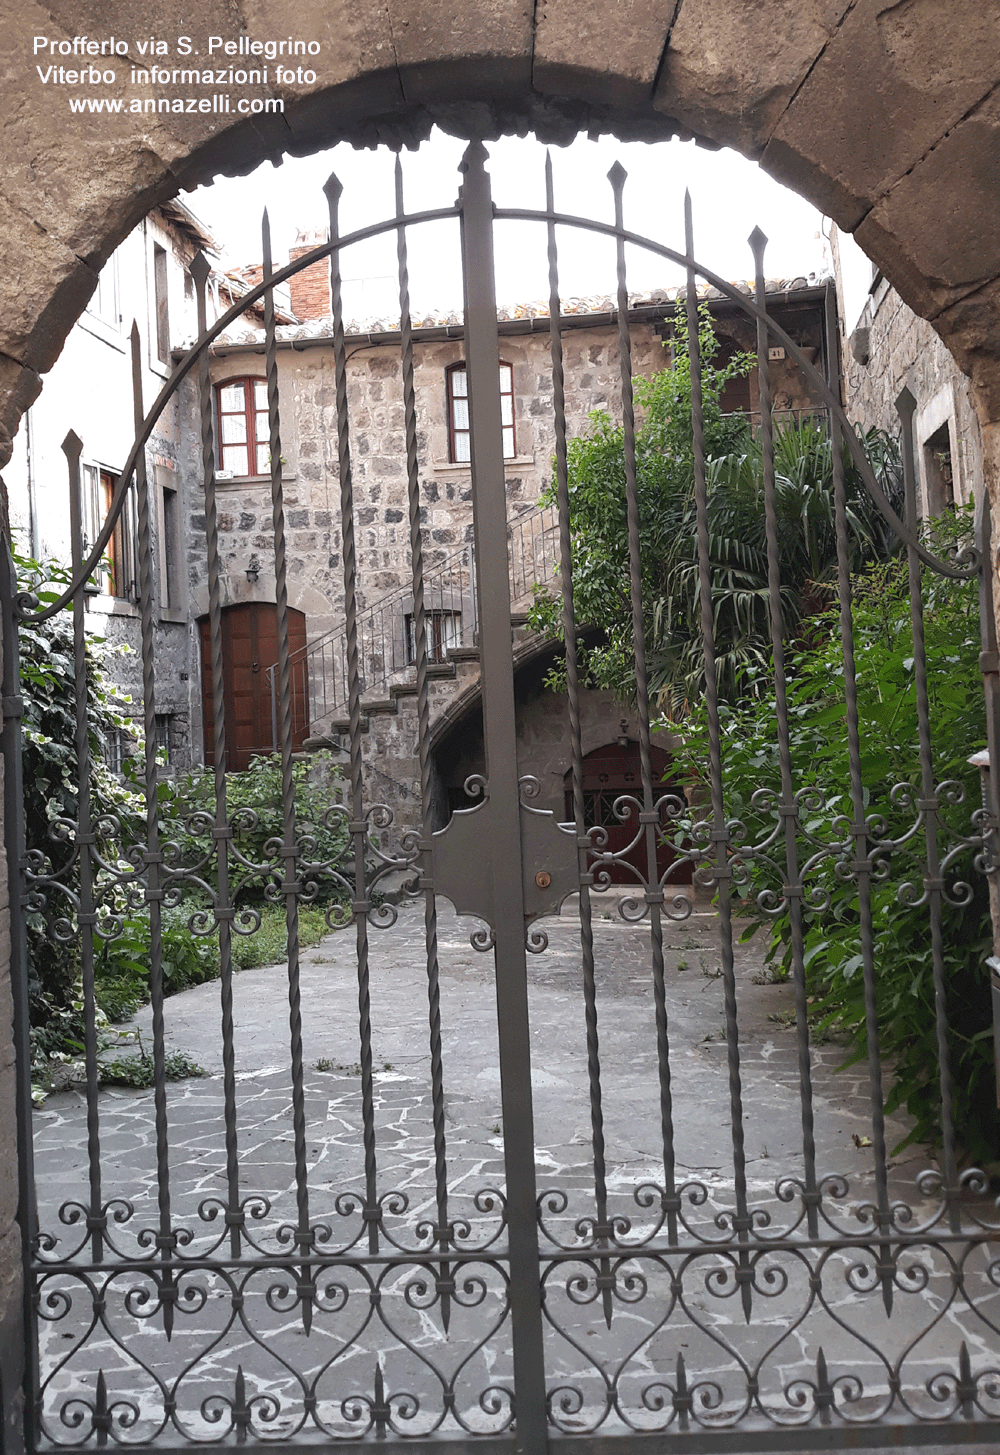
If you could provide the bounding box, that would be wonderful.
[30,893,1000,1444]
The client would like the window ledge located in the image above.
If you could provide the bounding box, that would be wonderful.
[431,456,533,474]
[216,471,296,486]
[89,596,139,618]
[78,314,126,351]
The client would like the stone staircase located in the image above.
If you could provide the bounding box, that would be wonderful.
[274,505,558,743]
[277,507,560,835]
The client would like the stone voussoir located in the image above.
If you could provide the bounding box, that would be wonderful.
[654,0,852,159]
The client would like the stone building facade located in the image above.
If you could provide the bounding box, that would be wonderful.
[1,203,299,775]
[0,215,836,835]
[186,271,834,832]
[831,224,984,515]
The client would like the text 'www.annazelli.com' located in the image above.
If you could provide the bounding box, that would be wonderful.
[68,94,285,113]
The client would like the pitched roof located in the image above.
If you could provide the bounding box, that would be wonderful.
[205,275,828,350]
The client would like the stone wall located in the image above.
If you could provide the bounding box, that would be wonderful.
[200,318,667,634]
[835,242,984,516]
[196,285,829,635]
[184,286,832,826]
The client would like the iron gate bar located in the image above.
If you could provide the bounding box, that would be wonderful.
[263,210,315,1306]
[63,430,105,1274]
[1,533,33,1455]
[897,383,961,1229]
[29,1220,1000,1279]
[36,1432,1000,1455]
[607,162,684,1252]
[550,1427,1000,1452]
[326,172,382,1253]
[829,334,894,1314]
[751,229,820,1240]
[684,194,754,1323]
[129,321,178,1333]
[976,485,1000,1030]
[395,152,455,1330]
[459,139,547,1455]
[192,251,244,1257]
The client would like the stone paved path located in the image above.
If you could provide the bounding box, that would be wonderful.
[30,896,1000,1447]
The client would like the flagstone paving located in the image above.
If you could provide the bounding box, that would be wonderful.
[30,895,1000,1448]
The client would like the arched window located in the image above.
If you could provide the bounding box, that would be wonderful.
[446,361,515,463]
[215,377,269,477]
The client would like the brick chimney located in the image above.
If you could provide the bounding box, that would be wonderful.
[288,228,330,321]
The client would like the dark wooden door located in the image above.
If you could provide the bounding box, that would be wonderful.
[199,604,308,771]
[565,739,692,887]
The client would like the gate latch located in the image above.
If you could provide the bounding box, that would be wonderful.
[430,788,579,929]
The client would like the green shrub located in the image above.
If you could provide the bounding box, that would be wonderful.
[94,901,334,1023]
[674,512,996,1161]
[156,750,351,907]
[16,544,143,1028]
[100,1046,205,1089]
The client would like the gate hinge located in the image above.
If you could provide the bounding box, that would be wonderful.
[2,694,23,720]
[981,650,1000,675]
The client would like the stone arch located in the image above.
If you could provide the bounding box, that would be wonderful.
[3,0,1000,480]
[188,572,331,622]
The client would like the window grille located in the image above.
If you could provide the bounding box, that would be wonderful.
[102,724,137,777]
[154,714,172,764]
[405,608,462,665]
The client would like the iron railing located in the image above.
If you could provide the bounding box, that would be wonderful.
[268,504,559,743]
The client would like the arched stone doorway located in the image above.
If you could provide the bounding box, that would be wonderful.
[4,8,1000,1444]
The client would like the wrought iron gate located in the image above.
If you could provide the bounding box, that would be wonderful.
[6,139,1000,1454]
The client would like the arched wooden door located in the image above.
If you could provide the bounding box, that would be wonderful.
[564,739,693,886]
[199,603,308,771]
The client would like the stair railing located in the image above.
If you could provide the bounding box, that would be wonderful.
[268,503,558,746]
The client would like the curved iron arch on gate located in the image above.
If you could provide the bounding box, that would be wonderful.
[5,138,1000,1455]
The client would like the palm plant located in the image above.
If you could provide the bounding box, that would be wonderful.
[644,420,904,712]
[528,302,904,715]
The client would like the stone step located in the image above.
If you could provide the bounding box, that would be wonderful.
[301,614,537,746]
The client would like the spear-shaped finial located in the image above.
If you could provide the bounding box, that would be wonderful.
[748,225,768,272]
[261,207,272,277]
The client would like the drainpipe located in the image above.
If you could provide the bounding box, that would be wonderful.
[24,407,38,559]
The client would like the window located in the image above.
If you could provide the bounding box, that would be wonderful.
[154,714,172,765]
[153,243,170,364]
[215,378,270,477]
[447,362,515,462]
[103,724,137,776]
[156,466,182,612]
[86,252,120,328]
[82,464,138,601]
[924,421,956,514]
[406,609,462,665]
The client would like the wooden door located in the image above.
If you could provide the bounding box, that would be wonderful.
[564,740,692,886]
[199,604,308,771]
